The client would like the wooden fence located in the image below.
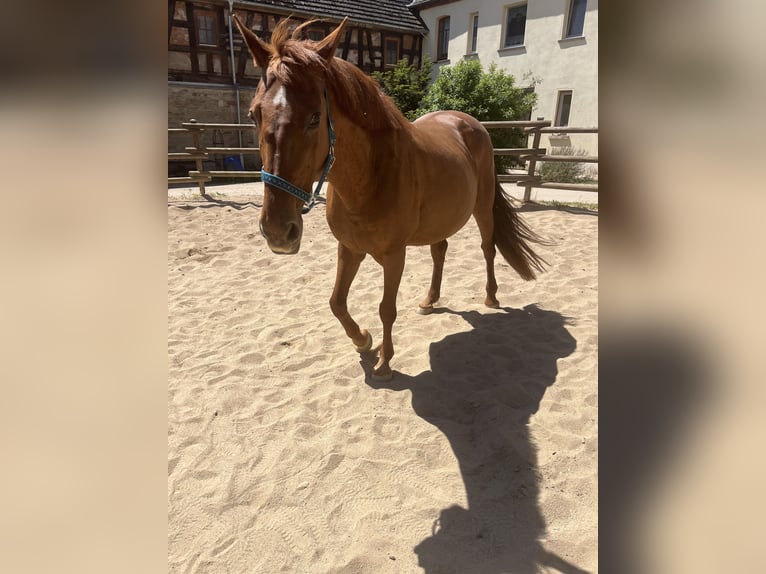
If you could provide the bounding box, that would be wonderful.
[168,119,597,201]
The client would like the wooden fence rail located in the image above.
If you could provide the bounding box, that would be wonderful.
[168,119,598,201]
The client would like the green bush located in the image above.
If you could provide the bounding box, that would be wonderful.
[538,147,592,183]
[417,60,537,173]
[372,58,433,121]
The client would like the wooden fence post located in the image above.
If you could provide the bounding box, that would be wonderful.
[189,119,206,196]
[524,127,543,203]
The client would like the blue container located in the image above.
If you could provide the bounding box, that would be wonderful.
[224,155,244,171]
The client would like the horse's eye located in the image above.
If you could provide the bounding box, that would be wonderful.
[308,112,321,128]
[248,109,258,126]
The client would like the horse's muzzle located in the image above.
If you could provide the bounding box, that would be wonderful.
[259,220,302,254]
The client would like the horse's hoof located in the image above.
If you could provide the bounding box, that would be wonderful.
[417,305,434,315]
[485,300,500,309]
[372,358,393,381]
[354,331,373,353]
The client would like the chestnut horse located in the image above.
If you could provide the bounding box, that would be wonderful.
[234,17,547,380]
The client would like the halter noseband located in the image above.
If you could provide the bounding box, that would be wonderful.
[260,85,336,215]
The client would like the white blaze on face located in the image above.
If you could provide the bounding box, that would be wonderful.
[272,85,288,110]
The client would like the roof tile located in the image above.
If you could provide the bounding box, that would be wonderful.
[240,0,427,33]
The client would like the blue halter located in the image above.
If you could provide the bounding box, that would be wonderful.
[260,85,336,215]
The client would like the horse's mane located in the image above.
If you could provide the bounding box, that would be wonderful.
[264,19,410,132]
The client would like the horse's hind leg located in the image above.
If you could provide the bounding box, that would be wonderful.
[329,242,372,352]
[473,205,500,308]
[418,239,448,315]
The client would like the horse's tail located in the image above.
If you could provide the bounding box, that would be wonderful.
[492,177,549,280]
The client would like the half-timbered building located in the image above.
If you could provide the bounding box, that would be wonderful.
[168,0,427,168]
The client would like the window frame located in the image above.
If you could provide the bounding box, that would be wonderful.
[436,16,450,61]
[502,2,528,49]
[554,90,573,127]
[468,12,479,54]
[384,37,401,67]
[196,11,218,47]
[564,0,587,39]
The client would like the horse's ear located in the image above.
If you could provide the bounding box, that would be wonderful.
[315,17,348,63]
[233,14,271,69]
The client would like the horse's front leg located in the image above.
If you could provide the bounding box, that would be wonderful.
[373,248,406,381]
[329,242,372,352]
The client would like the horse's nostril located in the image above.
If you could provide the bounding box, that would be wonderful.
[285,222,300,243]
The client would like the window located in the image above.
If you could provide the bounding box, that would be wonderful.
[503,3,527,48]
[197,13,217,46]
[384,38,400,67]
[555,91,573,126]
[468,13,479,53]
[307,28,325,41]
[565,0,587,38]
[520,87,535,121]
[437,17,450,61]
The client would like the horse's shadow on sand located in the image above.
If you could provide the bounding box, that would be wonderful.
[363,305,590,574]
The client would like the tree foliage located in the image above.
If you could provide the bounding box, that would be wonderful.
[372,57,433,121]
[418,60,537,172]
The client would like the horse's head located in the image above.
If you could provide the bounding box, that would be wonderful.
[234,16,347,254]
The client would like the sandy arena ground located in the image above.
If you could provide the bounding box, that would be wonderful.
[168,193,597,573]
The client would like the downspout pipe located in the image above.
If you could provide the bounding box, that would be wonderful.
[227,0,244,167]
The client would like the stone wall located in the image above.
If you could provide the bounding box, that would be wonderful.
[168,83,261,172]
